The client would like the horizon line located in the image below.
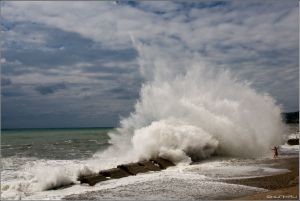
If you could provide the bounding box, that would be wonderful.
[1,126,116,131]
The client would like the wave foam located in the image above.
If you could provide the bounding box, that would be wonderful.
[97,42,285,164]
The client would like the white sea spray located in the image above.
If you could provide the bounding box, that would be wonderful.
[97,41,285,164]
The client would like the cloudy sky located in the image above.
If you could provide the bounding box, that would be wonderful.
[1,0,298,129]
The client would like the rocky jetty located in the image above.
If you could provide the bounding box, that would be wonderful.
[78,157,175,186]
[287,138,299,145]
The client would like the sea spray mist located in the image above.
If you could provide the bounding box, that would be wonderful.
[100,41,285,164]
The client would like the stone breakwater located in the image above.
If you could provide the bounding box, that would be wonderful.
[77,158,174,187]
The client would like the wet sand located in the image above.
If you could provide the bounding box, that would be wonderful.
[226,157,299,200]
[236,186,298,200]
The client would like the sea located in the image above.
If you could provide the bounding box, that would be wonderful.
[1,124,299,200]
[1,128,112,160]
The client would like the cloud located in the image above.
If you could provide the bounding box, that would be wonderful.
[1,77,12,86]
[1,91,23,97]
[35,82,67,95]
[106,86,140,100]
[1,1,298,128]
[1,84,26,97]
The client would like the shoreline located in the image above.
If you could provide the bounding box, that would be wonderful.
[63,156,298,200]
[225,156,299,200]
[235,186,298,200]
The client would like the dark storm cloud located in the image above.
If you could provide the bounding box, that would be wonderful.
[1,87,137,128]
[1,60,32,76]
[35,82,67,95]
[83,65,136,74]
[106,87,140,100]
[3,47,137,70]
[2,21,137,76]
[1,77,12,86]
[1,85,25,97]
[1,91,24,97]
[1,20,140,128]
[1,1,298,128]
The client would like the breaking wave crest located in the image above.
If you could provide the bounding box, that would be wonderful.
[1,41,287,201]
[98,42,285,164]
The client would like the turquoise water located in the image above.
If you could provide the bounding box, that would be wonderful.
[1,125,298,200]
[1,128,113,159]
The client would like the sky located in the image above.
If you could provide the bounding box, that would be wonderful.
[1,0,299,129]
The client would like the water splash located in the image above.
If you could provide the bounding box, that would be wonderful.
[99,41,285,164]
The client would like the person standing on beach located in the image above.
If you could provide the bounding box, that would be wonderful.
[272,146,279,159]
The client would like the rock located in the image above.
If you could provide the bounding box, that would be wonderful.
[287,139,299,145]
[282,111,299,124]
[46,182,75,190]
[48,158,175,190]
[78,174,107,186]
[117,162,149,175]
[99,168,131,179]
[151,157,175,169]
[138,161,161,171]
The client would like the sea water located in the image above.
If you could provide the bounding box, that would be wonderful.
[1,128,112,199]
[1,37,298,200]
[1,125,298,200]
[1,128,112,160]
